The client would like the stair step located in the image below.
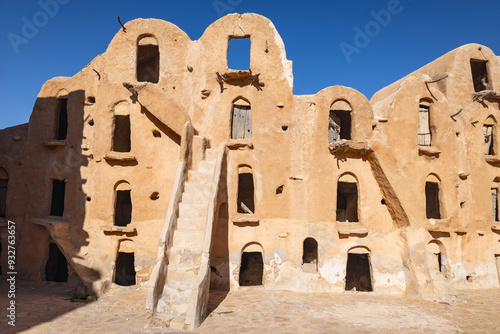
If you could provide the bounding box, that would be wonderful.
[162,283,195,303]
[198,160,216,173]
[188,170,213,184]
[205,149,218,161]
[157,298,190,317]
[184,182,211,197]
[179,203,208,218]
[172,230,204,248]
[169,247,203,266]
[176,218,206,231]
[181,190,210,205]
[167,264,200,284]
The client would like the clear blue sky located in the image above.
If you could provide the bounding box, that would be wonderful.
[1,0,499,129]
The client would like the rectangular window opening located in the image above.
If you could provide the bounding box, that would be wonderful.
[329,110,351,142]
[228,37,251,70]
[137,44,159,83]
[336,181,358,222]
[113,115,131,152]
[484,124,494,155]
[56,98,68,140]
[425,182,440,219]
[470,60,490,92]
[115,190,132,226]
[237,171,254,214]
[50,179,65,217]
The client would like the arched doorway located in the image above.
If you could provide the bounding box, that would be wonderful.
[239,243,263,286]
[345,246,372,292]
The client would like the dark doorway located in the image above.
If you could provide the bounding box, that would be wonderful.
[345,253,372,292]
[239,252,263,286]
[45,243,68,282]
[237,170,255,214]
[228,37,251,70]
[336,181,358,222]
[114,190,132,226]
[56,98,68,140]
[50,179,65,217]
[495,254,500,284]
[470,60,490,92]
[113,115,131,152]
[425,182,441,219]
[114,252,136,286]
[137,43,159,83]
[0,239,2,275]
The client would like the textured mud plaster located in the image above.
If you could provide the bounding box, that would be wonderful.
[268,21,293,89]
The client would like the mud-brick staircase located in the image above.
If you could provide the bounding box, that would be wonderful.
[154,147,220,328]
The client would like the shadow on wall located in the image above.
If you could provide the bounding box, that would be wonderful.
[18,91,100,330]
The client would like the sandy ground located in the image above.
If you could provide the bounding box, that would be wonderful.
[1,279,499,333]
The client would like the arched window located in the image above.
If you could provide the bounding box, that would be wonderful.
[302,238,318,273]
[114,239,136,286]
[114,182,132,226]
[112,101,131,153]
[137,35,159,83]
[425,174,441,219]
[336,173,358,222]
[0,167,7,218]
[239,243,263,286]
[418,99,432,146]
[345,246,372,292]
[492,179,499,222]
[237,165,254,214]
[329,100,352,142]
[231,98,252,139]
[484,116,496,155]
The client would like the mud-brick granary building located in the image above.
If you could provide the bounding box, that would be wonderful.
[0,12,500,329]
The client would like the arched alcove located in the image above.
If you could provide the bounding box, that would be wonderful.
[426,240,447,274]
[237,165,254,214]
[302,238,318,273]
[114,181,132,227]
[337,173,359,222]
[484,116,496,155]
[231,98,252,139]
[425,174,441,219]
[114,239,136,286]
[418,99,432,146]
[112,101,131,153]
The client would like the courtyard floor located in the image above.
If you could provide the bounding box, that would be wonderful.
[1,279,500,333]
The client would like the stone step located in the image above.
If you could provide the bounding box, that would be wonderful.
[169,247,203,266]
[157,298,190,318]
[162,283,195,304]
[172,230,204,249]
[188,170,213,184]
[167,264,200,284]
[181,190,210,205]
[205,148,218,161]
[179,203,208,219]
[198,160,216,173]
[184,182,211,197]
[176,218,206,231]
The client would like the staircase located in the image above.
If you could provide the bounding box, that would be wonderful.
[155,147,219,328]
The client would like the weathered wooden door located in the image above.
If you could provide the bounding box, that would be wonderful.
[418,105,431,146]
[231,105,252,139]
